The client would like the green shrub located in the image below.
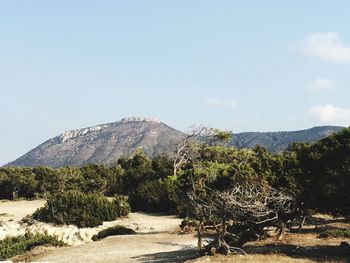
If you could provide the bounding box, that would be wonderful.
[319,229,350,238]
[33,191,130,228]
[0,231,65,260]
[91,225,136,241]
[131,179,175,212]
[113,194,131,217]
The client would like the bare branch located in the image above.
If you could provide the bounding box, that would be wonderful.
[188,184,294,254]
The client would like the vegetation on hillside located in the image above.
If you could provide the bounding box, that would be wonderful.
[0,127,349,255]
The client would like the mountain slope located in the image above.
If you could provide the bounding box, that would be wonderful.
[6,118,344,168]
[7,117,185,168]
[230,126,344,152]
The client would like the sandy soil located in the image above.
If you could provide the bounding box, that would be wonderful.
[0,199,46,221]
[3,200,348,262]
[0,200,198,262]
[33,233,198,263]
[188,215,350,263]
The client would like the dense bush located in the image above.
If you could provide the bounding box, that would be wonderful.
[284,128,350,216]
[0,231,65,260]
[0,164,125,200]
[33,191,130,227]
[91,225,136,241]
[130,179,175,212]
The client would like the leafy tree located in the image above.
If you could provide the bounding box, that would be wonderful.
[151,154,173,179]
[0,170,15,199]
[105,165,125,196]
[132,179,171,212]
[80,164,108,193]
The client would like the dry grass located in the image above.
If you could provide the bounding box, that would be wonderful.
[187,214,350,263]
[10,246,54,263]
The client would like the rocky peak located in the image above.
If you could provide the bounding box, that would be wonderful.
[58,117,160,143]
[58,124,110,143]
[117,116,160,124]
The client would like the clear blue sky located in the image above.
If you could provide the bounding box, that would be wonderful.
[1,1,350,165]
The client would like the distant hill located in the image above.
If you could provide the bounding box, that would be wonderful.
[6,117,185,168]
[5,118,344,167]
[230,126,345,152]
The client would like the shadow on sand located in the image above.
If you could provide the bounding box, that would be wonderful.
[131,244,199,263]
[244,243,350,262]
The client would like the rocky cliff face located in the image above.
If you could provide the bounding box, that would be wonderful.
[7,117,185,167]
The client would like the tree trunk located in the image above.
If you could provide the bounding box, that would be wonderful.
[197,220,203,251]
[297,216,306,232]
[277,221,286,240]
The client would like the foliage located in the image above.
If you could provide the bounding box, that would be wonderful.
[113,194,131,217]
[0,231,65,260]
[1,127,350,219]
[130,179,173,212]
[91,225,136,241]
[319,229,350,239]
[0,164,125,200]
[118,151,176,212]
[285,128,350,216]
[33,191,130,227]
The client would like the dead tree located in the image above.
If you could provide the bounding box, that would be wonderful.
[188,185,294,255]
[173,127,232,176]
[277,198,317,238]
[172,126,206,176]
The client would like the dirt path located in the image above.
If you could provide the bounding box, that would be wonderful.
[32,214,199,263]
[0,200,199,262]
[33,232,198,263]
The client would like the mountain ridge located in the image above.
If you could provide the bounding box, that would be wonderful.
[229,125,344,153]
[6,117,185,168]
[5,118,345,167]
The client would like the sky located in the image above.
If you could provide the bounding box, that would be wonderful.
[1,1,350,165]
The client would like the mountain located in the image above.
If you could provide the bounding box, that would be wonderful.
[6,117,185,168]
[230,126,344,152]
[6,118,344,167]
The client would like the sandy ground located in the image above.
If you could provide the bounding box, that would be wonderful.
[32,233,198,263]
[188,214,350,263]
[31,213,199,263]
[3,200,349,262]
[0,200,198,262]
[0,199,46,221]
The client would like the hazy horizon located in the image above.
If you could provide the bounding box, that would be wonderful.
[1,1,350,165]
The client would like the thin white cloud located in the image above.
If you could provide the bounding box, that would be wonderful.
[299,32,350,63]
[309,104,350,126]
[205,98,236,108]
[306,78,336,92]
